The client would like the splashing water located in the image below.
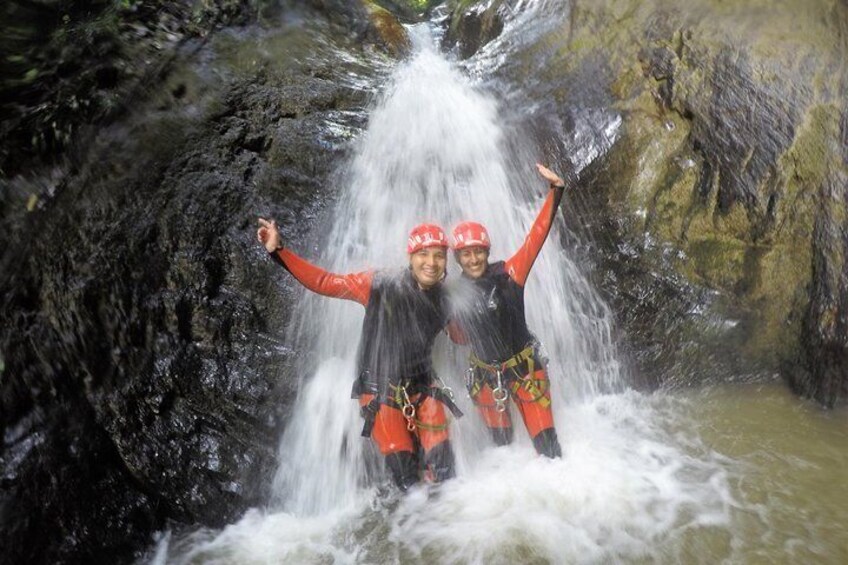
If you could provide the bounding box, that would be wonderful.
[152,22,742,565]
[273,21,625,514]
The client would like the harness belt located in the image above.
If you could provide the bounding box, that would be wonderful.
[467,344,551,409]
[360,379,463,438]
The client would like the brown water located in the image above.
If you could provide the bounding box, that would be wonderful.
[672,383,848,563]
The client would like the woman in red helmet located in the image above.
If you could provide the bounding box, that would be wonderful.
[448,163,566,458]
[257,219,461,491]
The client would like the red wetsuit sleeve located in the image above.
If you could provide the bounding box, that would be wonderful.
[504,185,565,287]
[271,248,372,306]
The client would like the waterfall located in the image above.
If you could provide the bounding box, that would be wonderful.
[270,23,621,516]
[152,19,736,565]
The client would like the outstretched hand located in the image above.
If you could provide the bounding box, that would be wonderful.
[536,163,565,188]
[257,217,282,253]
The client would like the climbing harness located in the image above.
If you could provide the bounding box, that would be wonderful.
[466,343,551,410]
[359,378,464,438]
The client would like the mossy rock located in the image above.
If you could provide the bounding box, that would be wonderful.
[488,0,847,397]
[362,0,412,55]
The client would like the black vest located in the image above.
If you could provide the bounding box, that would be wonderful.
[448,261,534,363]
[353,269,446,397]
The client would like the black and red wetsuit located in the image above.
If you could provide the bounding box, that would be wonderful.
[449,185,564,457]
[270,249,458,489]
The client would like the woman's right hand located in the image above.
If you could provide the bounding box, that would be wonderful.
[257,217,282,253]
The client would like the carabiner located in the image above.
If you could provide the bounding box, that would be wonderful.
[435,375,455,402]
[400,385,416,431]
[492,370,508,412]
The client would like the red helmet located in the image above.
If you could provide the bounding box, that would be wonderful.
[451,221,491,251]
[407,223,448,254]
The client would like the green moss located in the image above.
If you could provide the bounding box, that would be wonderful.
[741,243,810,360]
[713,204,752,241]
[650,156,699,242]
[781,104,838,192]
[363,0,411,55]
[607,88,695,236]
[403,0,437,8]
[684,237,748,290]
[503,0,845,372]
[610,59,646,100]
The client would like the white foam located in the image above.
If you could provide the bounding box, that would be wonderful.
[154,392,737,563]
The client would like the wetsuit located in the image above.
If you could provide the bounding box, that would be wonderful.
[270,249,460,489]
[449,185,564,458]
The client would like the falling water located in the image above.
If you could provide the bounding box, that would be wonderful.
[147,20,755,563]
[271,20,626,514]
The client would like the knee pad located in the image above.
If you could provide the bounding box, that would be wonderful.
[424,441,456,483]
[532,428,562,459]
[385,451,419,491]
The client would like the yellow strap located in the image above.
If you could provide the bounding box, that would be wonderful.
[468,345,547,407]
[387,383,404,407]
[509,377,551,408]
[414,420,449,432]
[470,345,535,373]
[469,379,482,398]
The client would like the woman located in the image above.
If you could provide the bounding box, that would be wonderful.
[448,163,566,458]
[257,219,461,490]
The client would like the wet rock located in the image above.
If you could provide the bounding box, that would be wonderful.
[0,4,379,563]
[443,0,506,59]
[363,1,413,56]
[0,0,267,178]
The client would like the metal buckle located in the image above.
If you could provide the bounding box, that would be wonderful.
[435,375,454,402]
[492,369,508,412]
[400,385,416,431]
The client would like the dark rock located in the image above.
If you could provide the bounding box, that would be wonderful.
[443,0,506,59]
[0,4,378,563]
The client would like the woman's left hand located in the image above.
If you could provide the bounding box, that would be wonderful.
[535,163,565,188]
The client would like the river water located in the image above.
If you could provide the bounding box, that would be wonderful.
[150,7,848,565]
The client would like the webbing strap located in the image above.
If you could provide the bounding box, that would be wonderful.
[467,344,551,409]
[470,344,535,374]
[509,377,551,408]
[360,397,381,438]
[386,381,464,418]
[427,387,464,419]
[414,420,449,432]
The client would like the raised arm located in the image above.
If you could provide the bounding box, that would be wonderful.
[504,164,566,287]
[258,218,372,305]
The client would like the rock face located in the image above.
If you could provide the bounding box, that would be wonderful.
[447,0,848,404]
[0,1,404,562]
[0,0,269,178]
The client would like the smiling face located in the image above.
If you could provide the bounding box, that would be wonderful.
[455,246,490,279]
[409,246,448,289]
